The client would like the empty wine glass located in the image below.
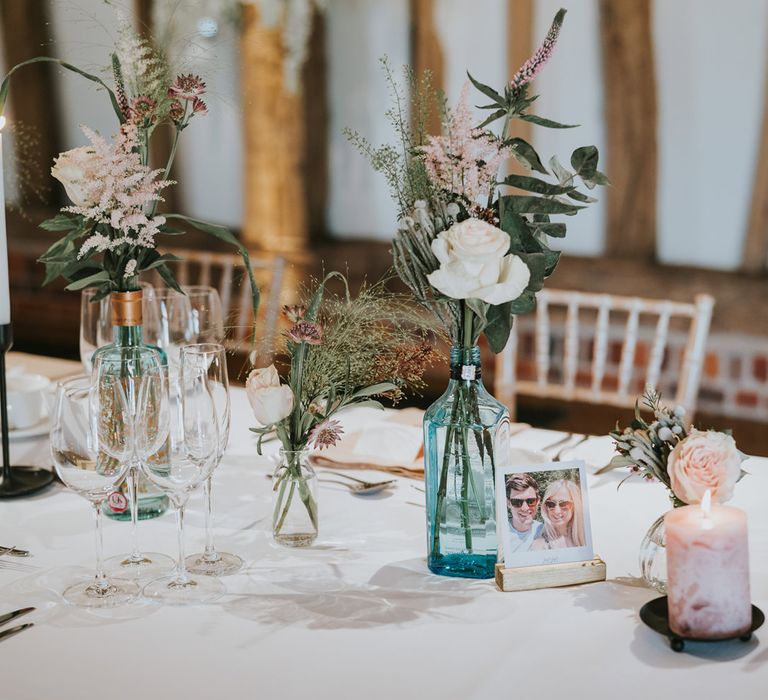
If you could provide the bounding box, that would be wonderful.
[143,288,193,373]
[51,375,139,607]
[94,351,174,578]
[141,367,224,604]
[183,285,225,344]
[181,343,243,576]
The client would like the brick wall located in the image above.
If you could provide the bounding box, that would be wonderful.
[512,317,768,422]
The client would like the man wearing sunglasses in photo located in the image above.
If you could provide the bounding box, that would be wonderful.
[504,473,543,552]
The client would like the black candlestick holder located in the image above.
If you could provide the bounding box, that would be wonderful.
[0,324,54,498]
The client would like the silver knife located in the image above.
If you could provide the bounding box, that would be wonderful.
[0,607,35,627]
[0,623,33,642]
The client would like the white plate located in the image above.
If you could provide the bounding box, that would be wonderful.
[7,416,50,441]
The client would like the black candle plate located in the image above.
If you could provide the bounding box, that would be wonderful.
[640,596,764,652]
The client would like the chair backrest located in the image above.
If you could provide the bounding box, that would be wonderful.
[144,248,286,359]
[494,289,715,422]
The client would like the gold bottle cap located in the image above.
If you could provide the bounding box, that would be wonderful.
[111,290,143,327]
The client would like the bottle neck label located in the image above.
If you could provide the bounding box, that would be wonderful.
[111,290,143,327]
[450,364,481,381]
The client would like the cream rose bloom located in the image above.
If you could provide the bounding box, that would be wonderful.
[51,146,99,207]
[427,218,530,304]
[245,365,294,426]
[668,429,742,504]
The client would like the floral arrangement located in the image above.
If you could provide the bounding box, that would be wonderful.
[246,273,439,538]
[598,390,746,507]
[346,8,607,352]
[0,25,258,312]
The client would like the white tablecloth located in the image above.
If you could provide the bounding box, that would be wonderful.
[1,358,766,699]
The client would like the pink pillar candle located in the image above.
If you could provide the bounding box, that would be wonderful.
[665,504,751,639]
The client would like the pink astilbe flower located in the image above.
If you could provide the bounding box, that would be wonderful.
[56,124,174,258]
[168,74,206,101]
[510,9,565,91]
[308,419,344,450]
[420,83,511,206]
[285,321,322,345]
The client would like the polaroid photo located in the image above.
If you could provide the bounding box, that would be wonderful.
[495,460,594,568]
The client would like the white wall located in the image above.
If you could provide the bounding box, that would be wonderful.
[654,0,768,270]
[326,0,409,240]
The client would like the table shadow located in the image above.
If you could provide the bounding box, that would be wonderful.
[630,622,760,666]
[571,576,654,614]
[222,558,482,631]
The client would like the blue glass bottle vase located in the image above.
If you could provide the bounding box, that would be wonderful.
[424,346,509,578]
[95,289,169,521]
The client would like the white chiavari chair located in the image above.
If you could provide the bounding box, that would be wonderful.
[495,290,715,423]
[145,248,286,360]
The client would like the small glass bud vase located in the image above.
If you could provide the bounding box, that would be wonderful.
[638,494,686,593]
[272,449,318,547]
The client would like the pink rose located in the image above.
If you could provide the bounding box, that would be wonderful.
[668,429,742,504]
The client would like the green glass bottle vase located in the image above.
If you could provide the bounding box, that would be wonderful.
[96,289,169,521]
[423,345,509,578]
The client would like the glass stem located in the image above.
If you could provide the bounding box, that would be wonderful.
[202,476,218,561]
[128,464,142,560]
[93,501,108,591]
[175,502,190,586]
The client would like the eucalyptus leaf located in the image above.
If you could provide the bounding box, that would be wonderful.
[39,214,82,232]
[571,145,599,180]
[567,190,597,203]
[507,138,548,175]
[531,222,567,237]
[501,195,584,216]
[155,262,183,293]
[508,290,537,315]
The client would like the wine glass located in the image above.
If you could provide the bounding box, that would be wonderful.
[181,343,243,576]
[94,351,174,578]
[143,288,193,373]
[50,375,139,606]
[183,285,225,344]
[141,366,224,604]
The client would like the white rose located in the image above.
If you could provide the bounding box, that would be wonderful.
[668,429,742,505]
[427,218,530,305]
[245,365,294,426]
[432,218,509,268]
[51,146,98,207]
[427,253,530,304]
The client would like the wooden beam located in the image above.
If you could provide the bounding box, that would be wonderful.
[742,51,768,273]
[409,0,444,135]
[506,0,533,179]
[301,7,328,244]
[0,0,60,205]
[240,3,308,254]
[599,0,657,260]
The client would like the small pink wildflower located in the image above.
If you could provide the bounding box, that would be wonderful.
[168,100,185,123]
[168,74,206,101]
[285,321,322,345]
[191,97,208,115]
[308,419,343,450]
[510,9,564,91]
[128,95,157,125]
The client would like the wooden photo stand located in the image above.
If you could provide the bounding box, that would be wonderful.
[495,556,606,592]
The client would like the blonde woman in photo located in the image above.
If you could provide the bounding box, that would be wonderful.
[532,479,585,550]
